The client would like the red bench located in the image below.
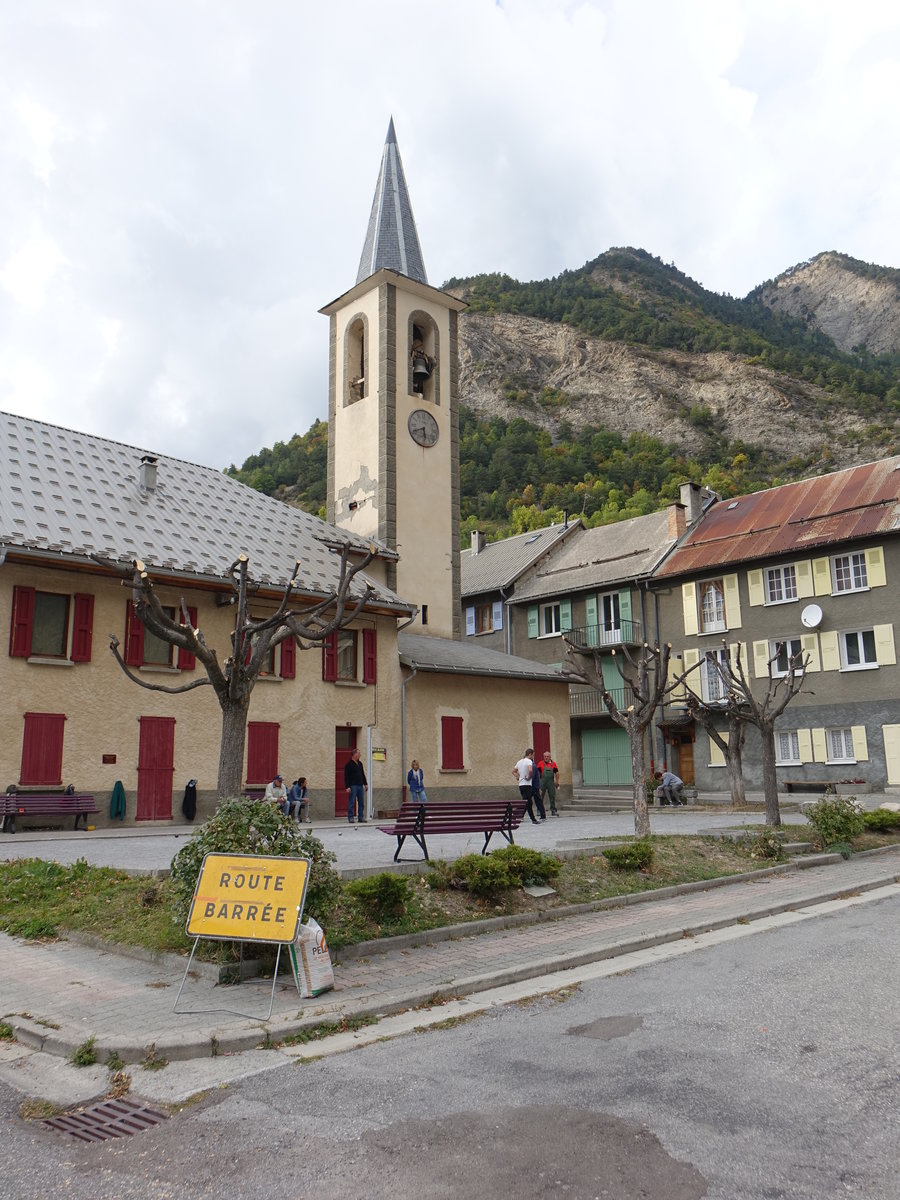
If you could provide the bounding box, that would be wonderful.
[377,799,529,862]
[1,792,99,834]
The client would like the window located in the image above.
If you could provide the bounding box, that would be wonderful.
[827,728,855,763]
[20,712,66,786]
[475,604,492,634]
[541,602,561,637]
[441,716,464,770]
[701,650,728,703]
[124,603,196,670]
[600,593,621,643]
[9,585,94,662]
[699,580,726,633]
[770,637,805,677]
[840,628,877,670]
[466,602,503,636]
[322,628,376,683]
[776,730,800,763]
[832,553,868,594]
[765,565,797,604]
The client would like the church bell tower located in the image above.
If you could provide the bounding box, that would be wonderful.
[322,119,464,639]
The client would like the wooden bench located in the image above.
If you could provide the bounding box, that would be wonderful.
[1,792,99,834]
[377,799,528,862]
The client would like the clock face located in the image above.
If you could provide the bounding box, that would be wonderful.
[408,408,439,448]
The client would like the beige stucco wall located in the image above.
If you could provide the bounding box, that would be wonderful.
[0,561,404,826]
[403,671,572,803]
[330,289,382,543]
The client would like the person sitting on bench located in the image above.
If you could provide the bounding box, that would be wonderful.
[655,770,684,806]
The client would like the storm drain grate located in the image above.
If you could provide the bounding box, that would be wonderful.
[42,1098,169,1143]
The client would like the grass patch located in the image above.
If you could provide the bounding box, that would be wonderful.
[282,1014,378,1046]
[20,1098,61,1121]
[0,1022,14,1041]
[70,1036,97,1067]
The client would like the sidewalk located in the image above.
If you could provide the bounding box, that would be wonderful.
[1,846,897,1088]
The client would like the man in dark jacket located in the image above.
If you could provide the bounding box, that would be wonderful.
[344,749,367,823]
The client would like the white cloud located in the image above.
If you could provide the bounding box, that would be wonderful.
[0,0,898,468]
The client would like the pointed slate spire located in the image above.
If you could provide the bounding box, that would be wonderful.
[356,118,428,286]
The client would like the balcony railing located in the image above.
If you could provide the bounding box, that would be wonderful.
[569,685,634,716]
[567,618,643,649]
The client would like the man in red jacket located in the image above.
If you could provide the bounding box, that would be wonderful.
[539,750,560,815]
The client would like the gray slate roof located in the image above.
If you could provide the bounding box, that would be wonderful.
[356,118,428,286]
[0,410,411,610]
[398,632,573,683]
[460,523,577,598]
[513,509,678,602]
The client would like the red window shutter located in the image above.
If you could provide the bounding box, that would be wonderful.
[532,722,551,760]
[124,603,144,666]
[70,594,94,662]
[362,628,377,684]
[246,721,279,784]
[322,631,337,681]
[20,712,66,786]
[280,634,296,679]
[177,607,198,670]
[9,586,35,658]
[441,716,464,770]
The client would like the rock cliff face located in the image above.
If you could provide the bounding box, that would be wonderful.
[458,310,869,462]
[757,252,900,355]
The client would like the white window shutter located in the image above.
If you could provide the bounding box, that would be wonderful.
[723,574,741,628]
[812,557,832,596]
[865,546,886,588]
[752,640,770,679]
[812,727,827,763]
[682,583,698,637]
[492,600,503,631]
[874,624,896,665]
[819,630,840,672]
[465,606,475,636]
[800,634,820,672]
[747,569,764,606]
[851,726,868,761]
[795,560,814,599]
[797,729,813,763]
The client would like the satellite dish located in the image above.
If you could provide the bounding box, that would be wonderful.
[801,603,823,629]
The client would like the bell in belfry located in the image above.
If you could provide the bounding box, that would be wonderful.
[412,352,432,386]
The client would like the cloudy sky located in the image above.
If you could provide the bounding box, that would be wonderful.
[2,1,899,469]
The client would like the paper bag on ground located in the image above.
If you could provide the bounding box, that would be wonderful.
[293,917,335,997]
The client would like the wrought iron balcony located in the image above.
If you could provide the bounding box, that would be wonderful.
[567,619,643,649]
[569,685,634,716]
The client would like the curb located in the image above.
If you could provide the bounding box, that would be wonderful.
[12,850,899,1066]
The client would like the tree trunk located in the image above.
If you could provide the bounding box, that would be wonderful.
[725,741,747,807]
[630,723,651,839]
[759,724,782,827]
[218,694,252,799]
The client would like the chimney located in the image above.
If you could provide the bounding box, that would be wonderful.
[680,482,703,526]
[471,530,486,555]
[667,502,686,539]
[139,455,158,492]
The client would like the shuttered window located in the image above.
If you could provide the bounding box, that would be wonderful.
[362,628,377,684]
[441,716,464,770]
[246,722,279,784]
[20,712,66,786]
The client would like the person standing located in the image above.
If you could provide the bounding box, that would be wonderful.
[407,760,427,804]
[530,750,546,821]
[264,774,288,814]
[540,750,560,816]
[344,749,367,823]
[513,749,539,825]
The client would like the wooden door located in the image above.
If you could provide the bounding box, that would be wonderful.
[671,734,695,785]
[334,727,357,816]
[137,717,175,821]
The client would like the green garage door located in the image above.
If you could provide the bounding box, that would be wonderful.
[581,727,632,786]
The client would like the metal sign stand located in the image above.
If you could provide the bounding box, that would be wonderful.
[173,936,299,1021]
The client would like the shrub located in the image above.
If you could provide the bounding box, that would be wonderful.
[863,808,900,832]
[603,839,654,871]
[344,873,412,920]
[804,795,865,847]
[829,841,853,860]
[451,854,512,898]
[424,846,561,899]
[169,798,342,928]
[747,829,784,860]
[489,845,560,887]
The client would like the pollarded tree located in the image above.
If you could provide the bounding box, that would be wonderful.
[688,642,809,827]
[108,540,376,798]
[565,638,673,839]
[672,651,748,808]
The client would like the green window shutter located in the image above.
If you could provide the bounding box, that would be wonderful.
[618,589,632,624]
[527,606,539,639]
[560,599,572,632]
[585,594,599,648]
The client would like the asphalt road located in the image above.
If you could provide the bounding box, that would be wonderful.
[1,890,896,1200]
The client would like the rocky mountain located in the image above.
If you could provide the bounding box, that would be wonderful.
[450,248,900,469]
[753,252,900,356]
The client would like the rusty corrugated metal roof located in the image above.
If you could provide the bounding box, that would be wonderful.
[655,457,900,577]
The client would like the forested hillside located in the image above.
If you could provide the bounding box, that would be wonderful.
[228,247,900,544]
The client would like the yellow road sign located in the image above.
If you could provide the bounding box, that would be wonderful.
[186,853,310,943]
